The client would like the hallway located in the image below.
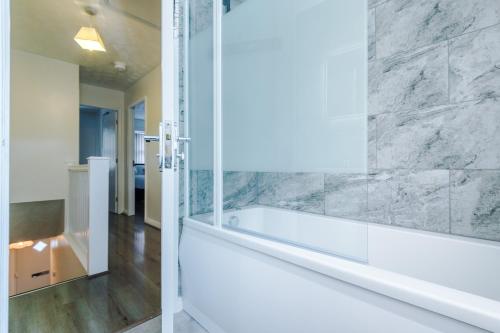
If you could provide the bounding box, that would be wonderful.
[9,213,161,332]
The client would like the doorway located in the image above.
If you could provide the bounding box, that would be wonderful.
[79,105,118,213]
[0,0,182,332]
[129,99,146,217]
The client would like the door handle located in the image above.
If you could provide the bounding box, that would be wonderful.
[177,137,191,143]
[144,135,159,142]
[145,122,186,171]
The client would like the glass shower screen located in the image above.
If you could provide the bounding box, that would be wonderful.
[221,0,369,261]
[187,0,215,224]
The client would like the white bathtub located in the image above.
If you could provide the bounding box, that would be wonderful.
[179,206,500,333]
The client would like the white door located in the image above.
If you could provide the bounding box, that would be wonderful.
[101,110,118,213]
[161,0,180,332]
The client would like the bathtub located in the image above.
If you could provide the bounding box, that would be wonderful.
[179,206,500,333]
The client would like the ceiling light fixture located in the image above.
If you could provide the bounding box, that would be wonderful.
[114,61,127,72]
[74,27,106,52]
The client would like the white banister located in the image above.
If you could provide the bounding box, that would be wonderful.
[67,157,109,276]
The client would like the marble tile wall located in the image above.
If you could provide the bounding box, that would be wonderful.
[257,173,324,214]
[366,0,500,241]
[189,0,248,37]
[189,0,213,36]
[187,0,500,242]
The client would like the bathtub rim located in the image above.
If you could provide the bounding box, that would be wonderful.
[182,216,500,332]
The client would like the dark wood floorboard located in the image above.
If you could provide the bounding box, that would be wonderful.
[9,211,161,333]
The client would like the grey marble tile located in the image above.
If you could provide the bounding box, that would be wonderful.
[377,98,500,169]
[391,170,450,233]
[368,0,387,8]
[368,8,376,61]
[368,115,377,171]
[190,0,213,36]
[188,170,197,215]
[228,0,247,11]
[193,170,214,214]
[376,0,500,58]
[368,170,450,233]
[325,173,367,220]
[451,170,500,241]
[257,172,325,214]
[449,24,500,103]
[223,171,258,209]
[367,170,394,225]
[368,42,448,115]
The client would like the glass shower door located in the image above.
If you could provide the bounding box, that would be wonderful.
[186,0,215,225]
[220,0,369,262]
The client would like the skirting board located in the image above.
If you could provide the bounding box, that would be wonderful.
[145,216,161,229]
[183,299,225,333]
[124,209,135,217]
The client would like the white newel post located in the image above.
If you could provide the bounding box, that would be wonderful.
[87,157,109,276]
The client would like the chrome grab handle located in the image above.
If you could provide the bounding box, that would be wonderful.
[173,127,191,168]
[144,123,190,171]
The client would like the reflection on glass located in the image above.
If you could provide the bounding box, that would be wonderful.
[9,235,86,296]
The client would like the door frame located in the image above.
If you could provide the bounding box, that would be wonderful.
[126,97,148,218]
[161,0,179,332]
[0,0,9,329]
[0,0,179,332]
[80,105,119,214]
[100,108,119,214]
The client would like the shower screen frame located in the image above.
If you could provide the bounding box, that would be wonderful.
[184,0,368,227]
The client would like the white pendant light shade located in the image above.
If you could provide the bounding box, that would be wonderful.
[74,27,106,52]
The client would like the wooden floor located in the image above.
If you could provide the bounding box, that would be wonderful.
[9,212,162,333]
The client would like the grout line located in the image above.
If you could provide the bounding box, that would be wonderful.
[369,95,493,118]
[377,39,447,62]
[375,21,500,62]
[448,21,500,42]
[369,0,390,10]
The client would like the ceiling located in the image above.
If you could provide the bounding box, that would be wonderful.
[11,0,161,91]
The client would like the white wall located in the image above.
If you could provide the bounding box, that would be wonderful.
[80,83,126,213]
[10,50,79,203]
[125,66,162,226]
